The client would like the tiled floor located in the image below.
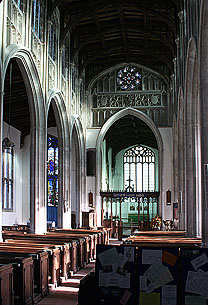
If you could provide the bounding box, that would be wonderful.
[37,261,95,305]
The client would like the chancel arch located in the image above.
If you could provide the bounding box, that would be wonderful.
[96,107,164,228]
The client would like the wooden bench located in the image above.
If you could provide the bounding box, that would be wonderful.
[124,236,202,247]
[0,250,48,302]
[0,263,13,305]
[132,230,187,237]
[0,256,33,305]
[0,240,60,288]
[6,238,71,281]
[47,230,97,260]
[3,233,77,275]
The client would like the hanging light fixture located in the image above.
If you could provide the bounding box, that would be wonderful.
[3,62,15,150]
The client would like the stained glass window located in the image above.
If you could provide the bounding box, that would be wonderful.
[47,135,58,206]
[32,0,45,41]
[2,137,14,211]
[124,145,155,192]
[117,66,142,91]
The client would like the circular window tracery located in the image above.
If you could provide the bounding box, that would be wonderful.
[117,66,142,91]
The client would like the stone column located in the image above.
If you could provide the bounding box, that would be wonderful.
[30,126,47,234]
[0,90,4,241]
[59,144,71,229]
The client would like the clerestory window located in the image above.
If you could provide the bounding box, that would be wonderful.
[13,0,24,11]
[32,0,45,41]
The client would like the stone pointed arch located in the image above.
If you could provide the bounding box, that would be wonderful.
[184,37,200,237]
[1,45,46,233]
[47,90,70,228]
[199,0,208,245]
[96,107,163,225]
[70,115,86,227]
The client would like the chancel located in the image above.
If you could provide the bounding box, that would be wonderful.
[0,0,208,304]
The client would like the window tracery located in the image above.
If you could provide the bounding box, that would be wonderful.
[124,145,155,192]
[32,0,45,41]
[117,66,142,91]
[2,137,14,211]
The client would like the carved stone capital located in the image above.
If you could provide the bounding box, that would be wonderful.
[178,11,184,23]
[175,37,180,47]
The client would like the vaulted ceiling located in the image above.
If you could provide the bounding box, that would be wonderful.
[50,0,182,84]
[3,0,182,145]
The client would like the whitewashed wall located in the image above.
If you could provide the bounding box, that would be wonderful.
[2,122,30,225]
[159,127,173,221]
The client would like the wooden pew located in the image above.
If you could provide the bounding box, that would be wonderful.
[3,232,78,275]
[0,256,33,305]
[124,235,202,247]
[6,239,71,281]
[0,250,48,302]
[0,263,13,305]
[0,240,60,288]
[132,230,187,237]
[47,230,97,260]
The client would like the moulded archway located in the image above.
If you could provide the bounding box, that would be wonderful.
[47,90,70,228]
[177,87,186,231]
[184,37,201,237]
[70,116,86,228]
[199,0,208,245]
[2,45,46,233]
[96,107,163,226]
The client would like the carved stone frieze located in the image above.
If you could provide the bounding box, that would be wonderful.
[96,92,163,108]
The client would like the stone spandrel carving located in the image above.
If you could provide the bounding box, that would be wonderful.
[97,92,162,108]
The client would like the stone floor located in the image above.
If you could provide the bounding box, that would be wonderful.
[37,239,122,305]
[37,261,95,305]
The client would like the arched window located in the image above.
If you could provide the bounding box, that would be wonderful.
[47,135,58,206]
[13,0,24,11]
[61,45,69,78]
[124,145,155,192]
[2,137,14,211]
[32,0,45,41]
[49,21,57,61]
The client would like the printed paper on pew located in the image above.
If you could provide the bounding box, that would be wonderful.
[191,253,208,270]
[185,295,207,305]
[124,247,135,262]
[113,253,128,272]
[139,292,160,305]
[98,247,119,266]
[144,261,174,292]
[161,251,178,266]
[142,249,163,264]
[140,276,148,291]
[99,270,109,287]
[120,290,132,305]
[185,269,208,297]
[119,273,131,289]
[162,285,177,305]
